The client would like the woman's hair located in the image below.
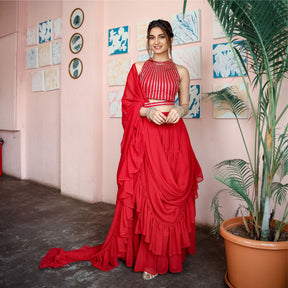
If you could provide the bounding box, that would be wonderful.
[146,19,174,58]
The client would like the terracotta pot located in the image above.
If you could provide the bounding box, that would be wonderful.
[220,217,288,288]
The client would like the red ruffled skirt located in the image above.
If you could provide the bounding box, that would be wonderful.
[40,116,203,275]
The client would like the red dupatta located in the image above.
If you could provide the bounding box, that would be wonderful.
[40,64,148,271]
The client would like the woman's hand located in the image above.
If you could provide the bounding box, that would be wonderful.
[166,107,182,124]
[148,108,167,125]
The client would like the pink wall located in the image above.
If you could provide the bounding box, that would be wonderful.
[0,1,27,178]
[61,1,104,202]
[25,0,62,187]
[24,0,104,202]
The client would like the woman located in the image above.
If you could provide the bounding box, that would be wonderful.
[40,19,203,280]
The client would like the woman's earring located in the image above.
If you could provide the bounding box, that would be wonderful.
[168,48,172,59]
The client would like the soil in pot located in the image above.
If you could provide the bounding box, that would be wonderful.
[229,225,288,241]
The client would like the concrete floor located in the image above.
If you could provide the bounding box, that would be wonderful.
[0,174,227,288]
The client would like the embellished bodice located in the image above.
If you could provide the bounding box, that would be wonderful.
[139,59,180,102]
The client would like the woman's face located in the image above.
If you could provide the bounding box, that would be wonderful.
[148,27,170,56]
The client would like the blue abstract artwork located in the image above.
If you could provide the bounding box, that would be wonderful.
[171,9,200,46]
[108,26,129,55]
[39,20,52,43]
[175,85,201,118]
[26,48,38,69]
[213,41,247,78]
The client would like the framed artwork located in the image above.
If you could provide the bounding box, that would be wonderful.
[39,20,52,43]
[69,58,83,79]
[213,82,248,118]
[108,26,129,55]
[52,42,61,65]
[27,26,38,46]
[70,8,84,29]
[109,90,124,117]
[171,9,200,46]
[173,46,201,80]
[175,85,201,118]
[213,13,225,39]
[45,67,60,91]
[108,57,130,86]
[26,48,38,69]
[69,33,83,54]
[137,21,149,51]
[53,18,62,40]
[31,70,45,92]
[213,41,247,78]
[38,43,52,67]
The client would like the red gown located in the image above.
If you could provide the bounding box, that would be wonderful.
[40,63,203,275]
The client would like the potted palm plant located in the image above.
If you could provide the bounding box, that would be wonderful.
[184,0,288,287]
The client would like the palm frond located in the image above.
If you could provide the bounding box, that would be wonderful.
[183,0,188,15]
[207,0,288,84]
[272,182,288,206]
[206,86,248,117]
[274,130,288,180]
[278,158,288,181]
[234,204,249,218]
[215,159,255,214]
[257,88,269,122]
[233,42,249,79]
[210,189,226,236]
[196,0,288,241]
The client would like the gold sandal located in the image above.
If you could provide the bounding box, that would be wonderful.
[142,271,159,280]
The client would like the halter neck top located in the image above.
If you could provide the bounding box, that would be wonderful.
[139,59,180,102]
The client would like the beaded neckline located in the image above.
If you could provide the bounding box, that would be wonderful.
[149,58,173,65]
[149,59,174,69]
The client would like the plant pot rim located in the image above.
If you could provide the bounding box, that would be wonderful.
[220,217,288,250]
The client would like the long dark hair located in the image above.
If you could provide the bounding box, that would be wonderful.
[146,19,174,58]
